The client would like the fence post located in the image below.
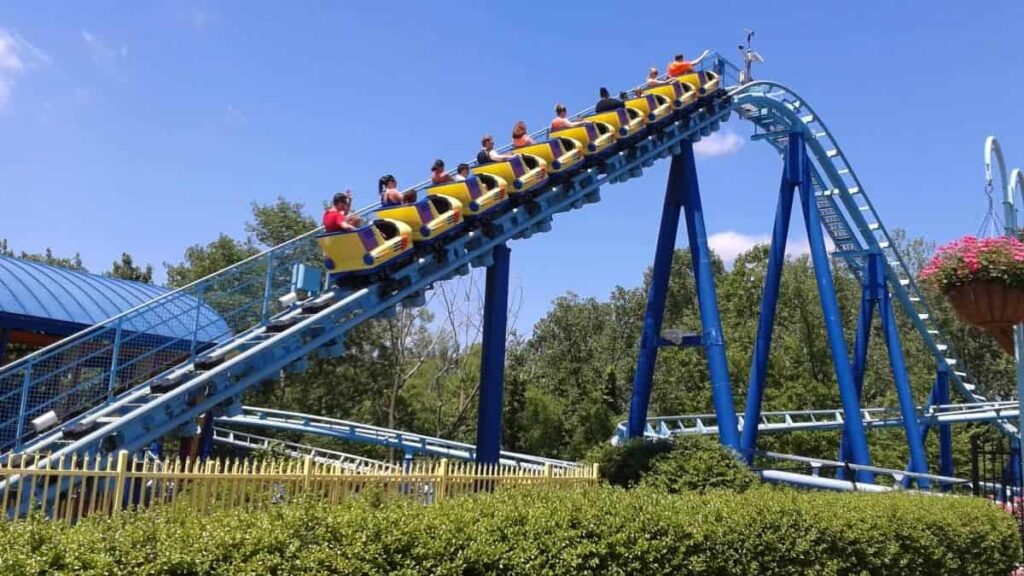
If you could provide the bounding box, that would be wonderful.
[260,252,275,324]
[592,463,600,484]
[111,450,129,516]
[544,463,553,485]
[437,459,448,503]
[189,284,207,360]
[107,318,125,401]
[14,362,33,451]
[303,454,313,493]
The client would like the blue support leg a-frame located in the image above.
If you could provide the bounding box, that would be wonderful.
[475,243,511,464]
[739,142,798,460]
[837,255,875,476]
[872,254,930,488]
[935,367,953,478]
[627,141,739,449]
[793,132,874,483]
[679,140,740,450]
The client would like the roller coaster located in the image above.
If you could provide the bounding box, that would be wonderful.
[0,52,1018,512]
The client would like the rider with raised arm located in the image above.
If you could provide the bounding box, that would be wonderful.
[667,50,710,77]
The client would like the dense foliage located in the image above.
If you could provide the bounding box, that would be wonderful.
[590,437,758,493]
[921,235,1024,290]
[0,488,1017,575]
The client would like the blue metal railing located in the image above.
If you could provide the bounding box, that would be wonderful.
[0,223,352,452]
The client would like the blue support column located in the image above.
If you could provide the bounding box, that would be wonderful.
[627,152,688,439]
[838,259,876,473]
[197,414,216,461]
[874,254,929,488]
[794,132,874,483]
[679,140,740,449]
[935,367,953,479]
[475,243,511,464]
[739,144,798,458]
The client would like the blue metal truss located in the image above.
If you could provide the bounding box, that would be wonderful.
[218,406,579,470]
[618,399,1020,440]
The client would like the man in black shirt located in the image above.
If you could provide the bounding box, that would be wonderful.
[594,87,624,113]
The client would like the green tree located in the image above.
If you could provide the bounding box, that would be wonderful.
[246,196,317,248]
[108,252,153,283]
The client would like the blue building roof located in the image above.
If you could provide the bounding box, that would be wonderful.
[0,255,229,342]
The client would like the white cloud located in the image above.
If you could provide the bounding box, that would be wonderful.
[707,230,835,267]
[0,29,47,108]
[694,129,744,157]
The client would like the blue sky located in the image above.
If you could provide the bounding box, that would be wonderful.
[2,1,1024,331]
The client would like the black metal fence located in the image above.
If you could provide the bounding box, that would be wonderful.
[971,436,1024,542]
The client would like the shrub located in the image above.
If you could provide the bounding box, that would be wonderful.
[590,436,757,493]
[640,435,758,494]
[0,487,1018,575]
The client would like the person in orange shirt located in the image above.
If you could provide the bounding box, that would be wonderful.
[667,50,710,77]
[512,121,535,148]
[550,103,580,131]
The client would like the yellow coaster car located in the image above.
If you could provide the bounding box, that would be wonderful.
[426,174,508,218]
[317,219,412,277]
[644,80,698,109]
[585,107,645,138]
[376,195,464,243]
[549,121,616,156]
[472,153,548,193]
[625,93,673,123]
[673,70,721,95]
[513,137,584,173]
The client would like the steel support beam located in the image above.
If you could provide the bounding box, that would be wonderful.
[740,137,797,459]
[627,142,739,449]
[794,131,873,483]
[680,139,739,450]
[627,150,688,439]
[475,243,511,464]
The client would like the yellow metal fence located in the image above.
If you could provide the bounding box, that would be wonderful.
[0,452,598,521]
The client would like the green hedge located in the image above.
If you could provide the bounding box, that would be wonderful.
[0,487,1019,575]
[589,436,758,493]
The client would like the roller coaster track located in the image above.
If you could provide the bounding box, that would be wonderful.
[218,406,578,470]
[719,58,1014,438]
[212,426,396,472]
[616,400,1018,440]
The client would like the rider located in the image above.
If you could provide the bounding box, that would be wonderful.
[476,134,514,165]
[379,175,416,207]
[322,190,362,233]
[667,50,710,77]
[550,103,581,131]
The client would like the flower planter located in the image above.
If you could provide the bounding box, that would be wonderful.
[922,235,1024,356]
[945,281,1024,354]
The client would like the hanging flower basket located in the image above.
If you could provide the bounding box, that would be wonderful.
[921,236,1024,354]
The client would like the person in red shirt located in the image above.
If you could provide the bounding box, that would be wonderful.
[431,159,454,185]
[322,190,361,233]
[667,50,710,77]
